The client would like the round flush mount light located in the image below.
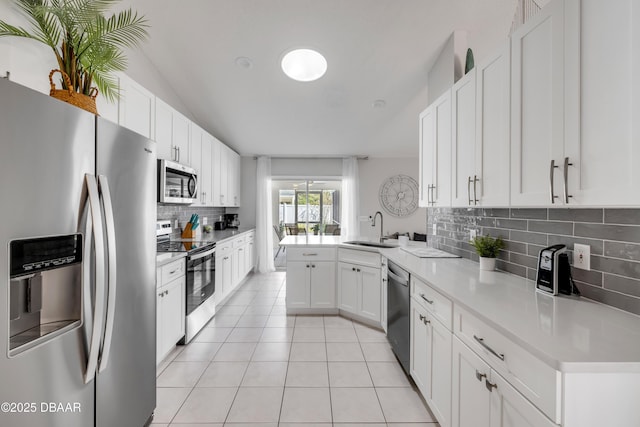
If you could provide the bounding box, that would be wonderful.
[281,48,327,82]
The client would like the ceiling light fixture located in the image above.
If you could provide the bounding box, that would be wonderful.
[281,48,327,82]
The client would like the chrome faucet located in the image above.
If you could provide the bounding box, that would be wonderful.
[372,211,384,243]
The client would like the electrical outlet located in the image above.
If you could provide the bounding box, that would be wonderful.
[469,229,477,241]
[202,217,208,225]
[432,223,437,235]
[574,243,591,270]
[174,219,179,229]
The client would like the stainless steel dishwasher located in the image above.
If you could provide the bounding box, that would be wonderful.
[387,260,410,374]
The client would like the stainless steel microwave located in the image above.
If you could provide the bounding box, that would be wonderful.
[158,159,198,204]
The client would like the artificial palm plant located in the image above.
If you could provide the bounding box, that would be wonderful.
[0,0,148,102]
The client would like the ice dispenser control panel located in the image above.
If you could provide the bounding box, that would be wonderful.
[8,234,83,355]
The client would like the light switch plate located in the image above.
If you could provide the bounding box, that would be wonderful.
[574,243,591,270]
[432,223,437,235]
[202,217,208,225]
[469,229,477,242]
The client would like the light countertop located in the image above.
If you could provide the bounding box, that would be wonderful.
[156,252,186,267]
[279,235,640,372]
[379,248,640,373]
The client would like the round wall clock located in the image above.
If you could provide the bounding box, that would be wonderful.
[379,174,419,217]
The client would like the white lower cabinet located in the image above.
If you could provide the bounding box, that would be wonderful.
[337,249,383,323]
[214,232,254,304]
[411,299,452,427]
[156,258,186,365]
[452,337,554,427]
[286,247,336,310]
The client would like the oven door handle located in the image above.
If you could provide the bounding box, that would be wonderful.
[189,247,216,260]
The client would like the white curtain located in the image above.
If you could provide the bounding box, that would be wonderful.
[340,157,360,239]
[255,156,275,273]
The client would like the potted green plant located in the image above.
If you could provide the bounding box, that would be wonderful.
[471,234,505,271]
[0,0,148,114]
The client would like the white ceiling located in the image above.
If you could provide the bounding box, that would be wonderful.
[122,0,516,157]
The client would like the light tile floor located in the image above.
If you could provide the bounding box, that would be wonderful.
[152,271,439,427]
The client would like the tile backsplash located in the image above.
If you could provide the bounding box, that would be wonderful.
[427,207,640,316]
[157,205,226,239]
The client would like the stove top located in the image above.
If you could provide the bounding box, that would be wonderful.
[156,240,213,253]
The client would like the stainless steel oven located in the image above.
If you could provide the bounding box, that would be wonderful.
[185,244,216,342]
[158,159,198,204]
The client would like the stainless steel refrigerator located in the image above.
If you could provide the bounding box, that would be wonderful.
[0,78,156,427]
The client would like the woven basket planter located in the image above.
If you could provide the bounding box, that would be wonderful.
[49,69,99,115]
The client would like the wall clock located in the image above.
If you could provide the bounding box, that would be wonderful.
[379,175,419,217]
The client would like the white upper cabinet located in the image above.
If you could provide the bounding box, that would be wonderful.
[451,70,477,207]
[117,74,155,139]
[200,132,214,206]
[563,0,640,206]
[510,0,565,206]
[212,139,229,206]
[228,150,241,207]
[475,42,511,207]
[419,90,452,207]
[155,97,190,165]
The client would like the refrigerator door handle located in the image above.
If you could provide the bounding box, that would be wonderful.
[84,174,107,384]
[98,175,117,373]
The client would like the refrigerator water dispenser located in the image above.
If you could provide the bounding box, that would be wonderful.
[8,234,83,355]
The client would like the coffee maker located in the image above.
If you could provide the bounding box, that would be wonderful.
[224,213,240,229]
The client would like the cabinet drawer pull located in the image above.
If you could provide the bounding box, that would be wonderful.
[485,379,497,392]
[473,175,480,205]
[420,294,434,304]
[168,268,179,275]
[563,157,574,203]
[303,253,318,256]
[419,314,425,322]
[549,159,559,204]
[352,267,356,271]
[312,264,316,268]
[475,370,486,382]
[473,335,505,361]
[423,318,430,325]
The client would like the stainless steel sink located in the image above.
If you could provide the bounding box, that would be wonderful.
[343,240,398,249]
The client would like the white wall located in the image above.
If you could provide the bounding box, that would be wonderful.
[427,30,468,103]
[358,157,426,242]
[239,156,427,241]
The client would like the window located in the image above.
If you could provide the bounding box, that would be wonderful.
[274,179,341,235]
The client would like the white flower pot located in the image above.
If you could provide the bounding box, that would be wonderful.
[479,257,496,271]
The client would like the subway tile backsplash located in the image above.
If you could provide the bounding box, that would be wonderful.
[427,207,640,316]
[157,205,226,239]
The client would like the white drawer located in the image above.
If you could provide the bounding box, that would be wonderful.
[338,248,381,268]
[453,306,561,422]
[216,241,233,255]
[160,258,185,287]
[232,236,246,248]
[245,231,255,242]
[411,276,452,330]
[287,247,336,261]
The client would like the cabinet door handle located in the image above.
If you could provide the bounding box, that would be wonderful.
[419,314,426,322]
[473,335,505,361]
[475,370,487,382]
[485,379,497,392]
[467,176,473,205]
[312,264,316,268]
[549,159,559,204]
[423,318,430,325]
[420,294,434,304]
[158,292,164,297]
[302,253,318,256]
[306,264,310,268]
[563,157,574,204]
[473,175,480,205]
[224,256,229,260]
